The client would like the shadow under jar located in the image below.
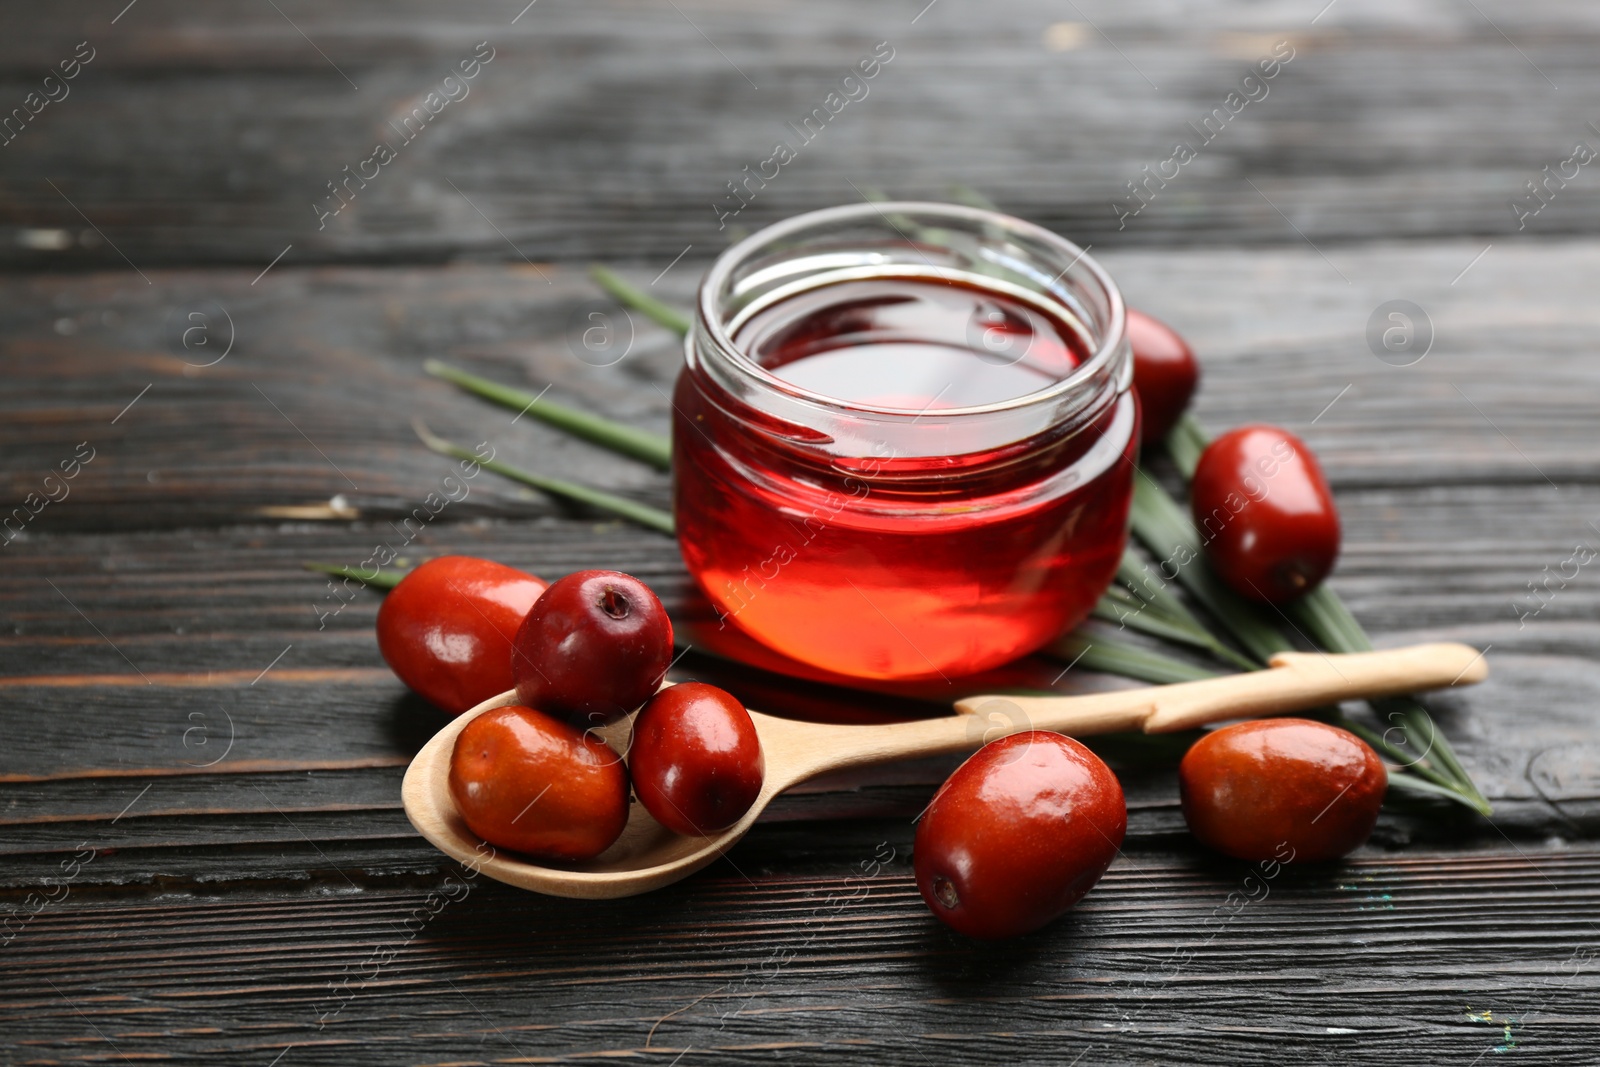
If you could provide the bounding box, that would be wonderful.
[674,203,1137,681]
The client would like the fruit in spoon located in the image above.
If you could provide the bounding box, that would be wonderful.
[630,681,764,835]
[511,569,674,727]
[449,705,629,861]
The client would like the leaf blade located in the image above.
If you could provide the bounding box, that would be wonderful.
[588,265,693,337]
[424,360,672,471]
[415,422,676,535]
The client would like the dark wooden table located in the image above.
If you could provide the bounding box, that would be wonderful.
[5,2,1599,1063]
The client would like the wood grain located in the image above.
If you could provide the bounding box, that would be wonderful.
[2,1,1600,270]
[3,839,1597,1065]
[3,246,1596,878]
[5,1,1600,1062]
[5,240,1600,533]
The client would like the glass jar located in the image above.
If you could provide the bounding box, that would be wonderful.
[674,202,1136,681]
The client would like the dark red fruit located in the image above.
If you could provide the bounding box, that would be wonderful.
[1190,424,1340,603]
[511,569,673,727]
[1179,718,1386,863]
[1128,308,1200,446]
[914,731,1126,940]
[449,705,629,861]
[376,556,548,715]
[630,682,763,835]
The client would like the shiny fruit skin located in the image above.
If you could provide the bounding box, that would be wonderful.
[511,570,674,727]
[376,556,548,715]
[1179,718,1386,863]
[1190,424,1341,603]
[630,682,764,835]
[914,731,1126,940]
[448,705,629,861]
[1128,308,1200,446]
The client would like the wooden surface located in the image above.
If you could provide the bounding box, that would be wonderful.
[4,1,1600,1064]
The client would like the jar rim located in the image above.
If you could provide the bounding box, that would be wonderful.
[695,200,1127,420]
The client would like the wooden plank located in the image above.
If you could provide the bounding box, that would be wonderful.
[6,4,1598,1063]
[0,503,1592,886]
[1,241,1596,893]
[3,233,1600,876]
[3,1,1600,268]
[2,839,1597,1065]
[3,240,1599,536]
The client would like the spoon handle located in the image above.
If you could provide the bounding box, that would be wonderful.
[956,641,1489,736]
[776,643,1488,784]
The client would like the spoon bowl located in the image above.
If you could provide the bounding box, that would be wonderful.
[403,693,861,896]
[402,641,1489,898]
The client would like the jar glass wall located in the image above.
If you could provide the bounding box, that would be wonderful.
[674,202,1137,680]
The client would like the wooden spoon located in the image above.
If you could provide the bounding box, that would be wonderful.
[402,641,1487,899]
